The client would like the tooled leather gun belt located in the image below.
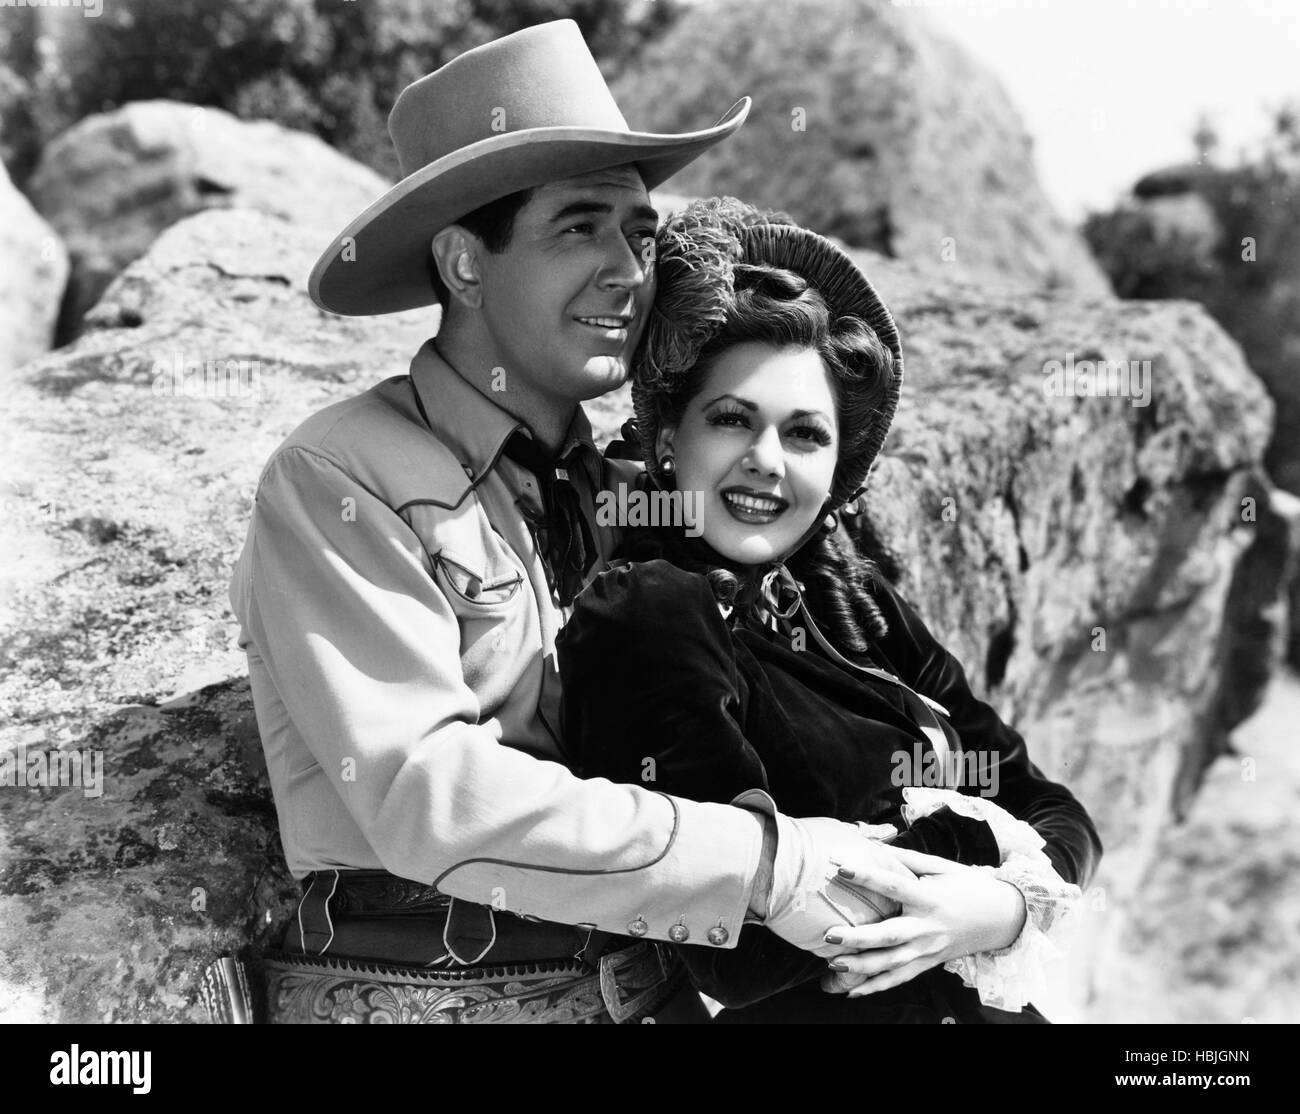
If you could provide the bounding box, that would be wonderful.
[292,869,619,967]
[261,940,682,1024]
[265,869,683,1023]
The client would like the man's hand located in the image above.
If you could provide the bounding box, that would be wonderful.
[747,817,898,919]
[735,791,915,958]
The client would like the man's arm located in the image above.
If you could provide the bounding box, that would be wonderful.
[235,445,770,947]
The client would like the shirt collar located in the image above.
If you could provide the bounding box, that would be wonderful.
[409,340,600,481]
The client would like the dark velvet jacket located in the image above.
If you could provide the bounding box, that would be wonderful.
[556,559,1102,1024]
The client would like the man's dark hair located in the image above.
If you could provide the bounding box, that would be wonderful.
[428,187,536,305]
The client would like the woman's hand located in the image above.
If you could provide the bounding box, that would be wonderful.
[818,845,1027,998]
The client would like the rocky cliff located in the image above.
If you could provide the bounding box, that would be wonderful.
[1084,161,1300,668]
[0,209,430,1021]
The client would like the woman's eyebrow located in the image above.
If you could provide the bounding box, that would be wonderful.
[702,396,831,423]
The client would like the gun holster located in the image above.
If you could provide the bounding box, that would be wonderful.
[199,953,265,1024]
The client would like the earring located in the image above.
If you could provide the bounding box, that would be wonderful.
[658,453,676,477]
[820,511,838,534]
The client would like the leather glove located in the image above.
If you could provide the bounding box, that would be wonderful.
[733,789,916,958]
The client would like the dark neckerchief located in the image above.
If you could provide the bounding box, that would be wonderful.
[502,429,597,608]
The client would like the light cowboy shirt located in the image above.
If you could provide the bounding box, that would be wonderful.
[229,340,762,950]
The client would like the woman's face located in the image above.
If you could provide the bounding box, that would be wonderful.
[661,341,840,566]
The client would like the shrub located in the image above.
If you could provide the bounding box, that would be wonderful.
[0,0,683,186]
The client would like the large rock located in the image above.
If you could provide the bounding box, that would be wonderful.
[0,679,295,1023]
[0,159,68,374]
[1084,163,1300,668]
[838,249,1284,1012]
[26,101,392,340]
[0,205,1285,1021]
[0,208,432,1022]
[614,0,1111,297]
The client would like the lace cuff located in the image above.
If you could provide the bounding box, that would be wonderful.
[901,786,1046,862]
[900,787,1081,1013]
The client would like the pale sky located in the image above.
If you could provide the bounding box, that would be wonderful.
[915,0,1300,219]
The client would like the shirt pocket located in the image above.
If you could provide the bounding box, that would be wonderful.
[403,496,522,609]
[433,549,524,609]
[407,499,539,703]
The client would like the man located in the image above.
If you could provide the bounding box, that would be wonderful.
[229,20,906,1025]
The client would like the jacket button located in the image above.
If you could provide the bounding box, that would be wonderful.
[707,924,729,946]
[627,917,648,938]
[668,922,690,944]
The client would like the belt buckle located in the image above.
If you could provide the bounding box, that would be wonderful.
[598,943,667,1024]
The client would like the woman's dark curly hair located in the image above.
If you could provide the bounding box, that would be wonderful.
[627,198,903,654]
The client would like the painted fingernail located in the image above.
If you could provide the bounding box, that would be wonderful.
[824,932,843,945]
[837,866,855,879]
[828,960,848,971]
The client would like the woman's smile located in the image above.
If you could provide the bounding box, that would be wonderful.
[720,486,790,524]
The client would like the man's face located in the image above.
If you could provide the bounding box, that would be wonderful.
[472,166,658,407]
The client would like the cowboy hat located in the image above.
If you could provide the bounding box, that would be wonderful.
[308,20,750,317]
[631,197,903,510]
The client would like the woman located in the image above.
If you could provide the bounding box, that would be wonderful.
[556,198,1103,1023]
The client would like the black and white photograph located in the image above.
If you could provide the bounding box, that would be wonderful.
[0,0,1295,1069]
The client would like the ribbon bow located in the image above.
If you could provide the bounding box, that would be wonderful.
[756,564,804,632]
